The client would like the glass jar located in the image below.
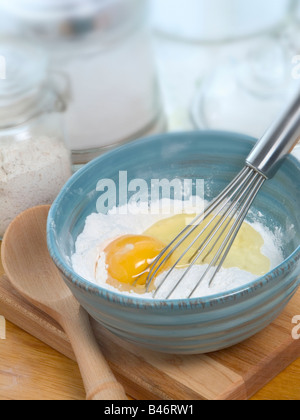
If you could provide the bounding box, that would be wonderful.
[296,0,300,21]
[0,0,166,168]
[0,39,72,238]
[191,36,300,139]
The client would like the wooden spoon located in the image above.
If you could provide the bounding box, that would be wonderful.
[1,205,127,401]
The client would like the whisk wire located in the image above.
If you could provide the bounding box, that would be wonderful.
[149,167,266,299]
[187,168,260,264]
[188,174,266,298]
[207,175,266,284]
[154,169,265,299]
[153,168,258,297]
[196,170,263,264]
[146,167,253,292]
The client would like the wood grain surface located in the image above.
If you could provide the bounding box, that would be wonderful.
[0,242,299,400]
[1,206,127,401]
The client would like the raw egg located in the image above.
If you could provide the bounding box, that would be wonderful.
[98,213,270,293]
[102,235,168,289]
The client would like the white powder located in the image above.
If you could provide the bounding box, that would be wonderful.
[0,135,71,237]
[72,198,284,300]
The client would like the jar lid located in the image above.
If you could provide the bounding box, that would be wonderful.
[0,0,146,41]
[0,0,108,20]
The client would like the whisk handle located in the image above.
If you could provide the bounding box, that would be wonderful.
[246,92,300,179]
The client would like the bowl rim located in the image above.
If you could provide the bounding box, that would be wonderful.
[47,130,300,310]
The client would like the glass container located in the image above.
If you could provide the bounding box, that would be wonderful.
[0,39,71,238]
[151,0,292,43]
[191,36,300,144]
[0,0,166,167]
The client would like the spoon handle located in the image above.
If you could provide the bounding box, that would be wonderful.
[60,306,128,401]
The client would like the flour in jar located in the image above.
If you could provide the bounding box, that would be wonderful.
[0,136,71,237]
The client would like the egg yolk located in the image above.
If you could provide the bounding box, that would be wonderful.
[103,235,168,288]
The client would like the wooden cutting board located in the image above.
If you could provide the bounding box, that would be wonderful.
[0,273,299,400]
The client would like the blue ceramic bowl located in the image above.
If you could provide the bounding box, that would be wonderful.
[47,131,300,354]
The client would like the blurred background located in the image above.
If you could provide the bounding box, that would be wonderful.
[1,0,300,171]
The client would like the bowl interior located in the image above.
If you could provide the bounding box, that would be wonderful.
[48,131,300,287]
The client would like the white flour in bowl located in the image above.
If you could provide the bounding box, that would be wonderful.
[71,198,284,300]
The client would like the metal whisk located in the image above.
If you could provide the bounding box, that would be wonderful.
[146,93,300,299]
